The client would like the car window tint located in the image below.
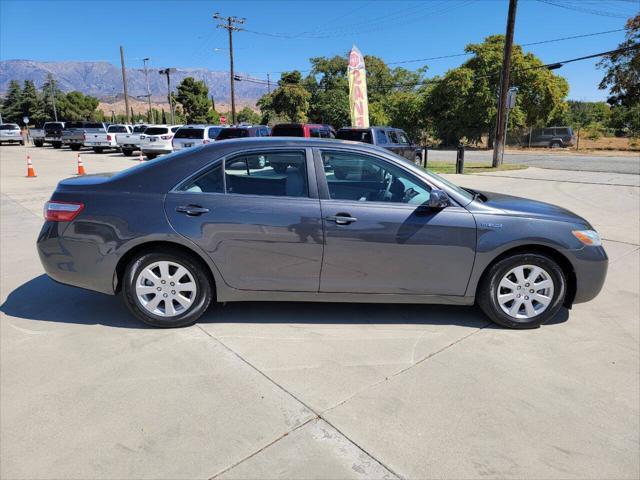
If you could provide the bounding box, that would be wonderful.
[310,128,321,138]
[542,128,554,136]
[398,132,410,144]
[387,131,399,143]
[179,163,224,194]
[225,150,308,198]
[171,126,181,133]
[208,127,223,138]
[375,130,388,144]
[556,128,569,135]
[321,150,431,205]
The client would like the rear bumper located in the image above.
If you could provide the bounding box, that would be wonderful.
[141,146,172,154]
[570,245,608,304]
[37,221,117,295]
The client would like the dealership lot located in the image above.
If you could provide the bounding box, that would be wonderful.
[1,145,638,479]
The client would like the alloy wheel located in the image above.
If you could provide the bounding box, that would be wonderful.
[135,261,197,317]
[497,264,554,319]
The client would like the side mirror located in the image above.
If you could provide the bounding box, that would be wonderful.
[427,189,450,209]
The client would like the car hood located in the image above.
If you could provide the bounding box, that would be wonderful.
[477,190,591,226]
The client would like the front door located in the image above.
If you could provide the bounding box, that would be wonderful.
[316,149,476,295]
[165,148,324,292]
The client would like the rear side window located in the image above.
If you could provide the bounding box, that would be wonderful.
[145,127,169,135]
[217,128,250,140]
[175,128,205,139]
[375,129,388,144]
[336,129,372,143]
[555,128,569,135]
[272,125,304,137]
[542,128,554,136]
[226,150,308,197]
[180,163,224,194]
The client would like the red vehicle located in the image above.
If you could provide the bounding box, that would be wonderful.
[271,123,336,138]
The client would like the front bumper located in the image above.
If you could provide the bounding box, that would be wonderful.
[569,245,608,304]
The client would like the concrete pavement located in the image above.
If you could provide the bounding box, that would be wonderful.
[1,145,638,479]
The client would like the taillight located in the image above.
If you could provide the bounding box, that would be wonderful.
[107,134,112,141]
[44,201,84,222]
[161,135,173,140]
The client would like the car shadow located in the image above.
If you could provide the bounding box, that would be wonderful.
[0,274,568,329]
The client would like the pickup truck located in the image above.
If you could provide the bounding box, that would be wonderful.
[62,122,108,151]
[116,124,148,156]
[336,126,423,163]
[30,121,65,147]
[84,124,131,152]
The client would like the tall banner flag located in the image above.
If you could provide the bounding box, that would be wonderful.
[348,45,370,127]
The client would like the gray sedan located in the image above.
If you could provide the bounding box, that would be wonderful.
[37,138,608,329]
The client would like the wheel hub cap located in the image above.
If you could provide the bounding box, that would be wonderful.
[497,265,554,320]
[135,261,197,317]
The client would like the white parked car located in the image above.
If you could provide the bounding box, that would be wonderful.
[172,125,225,151]
[84,124,132,152]
[0,123,24,145]
[116,124,148,156]
[140,125,182,159]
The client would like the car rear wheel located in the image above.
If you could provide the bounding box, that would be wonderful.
[123,251,213,328]
[145,153,157,160]
[122,148,133,156]
[549,140,562,149]
[53,142,62,149]
[70,144,81,151]
[478,253,566,329]
[33,140,43,147]
[93,147,104,153]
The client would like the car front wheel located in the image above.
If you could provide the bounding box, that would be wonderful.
[123,251,213,327]
[478,253,566,329]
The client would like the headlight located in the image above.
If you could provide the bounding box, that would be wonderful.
[572,229,602,246]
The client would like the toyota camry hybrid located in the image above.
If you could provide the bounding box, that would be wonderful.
[37,138,608,329]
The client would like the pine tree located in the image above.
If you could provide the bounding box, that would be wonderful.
[0,80,23,123]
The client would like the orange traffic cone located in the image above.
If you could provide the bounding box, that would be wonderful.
[77,153,86,176]
[26,155,37,178]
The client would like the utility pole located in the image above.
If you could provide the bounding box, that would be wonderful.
[49,75,58,121]
[142,58,154,123]
[158,68,176,124]
[120,46,131,123]
[492,0,518,167]
[267,73,271,94]
[213,12,245,126]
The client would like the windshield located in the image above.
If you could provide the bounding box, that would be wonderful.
[337,129,373,143]
[216,128,250,139]
[175,128,204,139]
[107,125,129,133]
[0,124,20,130]
[272,125,304,137]
[144,127,169,135]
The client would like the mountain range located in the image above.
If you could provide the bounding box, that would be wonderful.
[0,60,268,105]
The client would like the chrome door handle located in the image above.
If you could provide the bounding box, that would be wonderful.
[325,214,357,225]
[176,205,210,216]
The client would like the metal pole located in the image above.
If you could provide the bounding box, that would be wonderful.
[267,73,271,94]
[492,0,518,167]
[528,126,532,148]
[143,58,153,123]
[166,72,175,124]
[120,46,131,123]
[50,77,58,122]
[227,18,237,125]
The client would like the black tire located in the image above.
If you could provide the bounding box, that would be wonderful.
[122,148,133,156]
[53,142,62,149]
[477,253,566,329]
[34,140,44,147]
[93,147,104,153]
[20,140,25,146]
[145,153,157,160]
[549,140,562,149]
[123,250,213,328]
[70,144,81,151]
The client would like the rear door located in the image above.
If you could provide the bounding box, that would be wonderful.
[165,147,324,292]
[315,148,476,295]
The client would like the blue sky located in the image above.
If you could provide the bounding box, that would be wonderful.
[1,0,637,100]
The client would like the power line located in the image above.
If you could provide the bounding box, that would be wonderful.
[536,0,634,19]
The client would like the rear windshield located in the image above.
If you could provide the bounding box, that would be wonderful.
[108,125,129,133]
[271,125,304,137]
[0,124,20,130]
[84,123,104,129]
[336,129,373,143]
[144,127,169,135]
[175,128,204,139]
[65,122,83,129]
[133,125,147,133]
[208,127,223,138]
[216,128,250,140]
[44,122,64,131]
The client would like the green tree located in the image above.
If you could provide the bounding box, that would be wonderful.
[270,71,311,123]
[237,106,261,124]
[0,80,23,123]
[598,14,640,107]
[56,91,100,121]
[174,77,211,123]
[20,80,46,124]
[423,35,569,145]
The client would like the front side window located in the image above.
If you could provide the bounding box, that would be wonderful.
[387,130,399,143]
[226,150,308,197]
[397,132,410,144]
[320,150,430,204]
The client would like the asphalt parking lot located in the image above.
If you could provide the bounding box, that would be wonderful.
[1,144,638,479]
